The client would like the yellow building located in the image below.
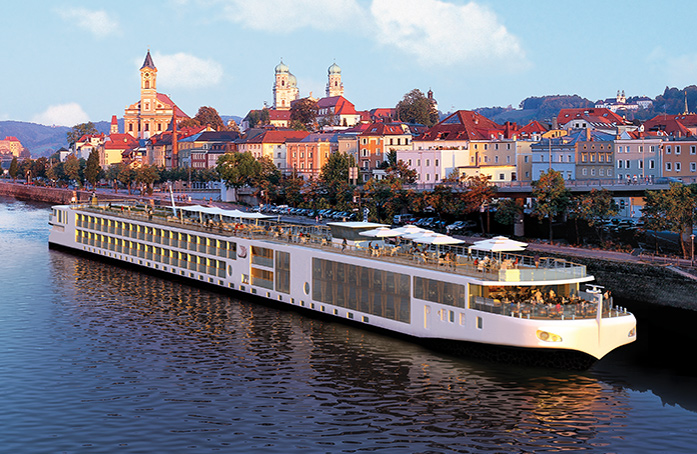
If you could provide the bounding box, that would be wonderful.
[124,51,188,139]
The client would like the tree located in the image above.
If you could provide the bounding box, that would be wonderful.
[135,165,160,195]
[570,189,618,243]
[216,152,262,202]
[64,155,81,187]
[643,183,697,258]
[290,98,318,131]
[245,108,270,129]
[531,169,570,243]
[396,89,439,126]
[494,198,524,235]
[66,122,98,146]
[117,163,136,195]
[227,119,241,133]
[9,157,19,182]
[181,106,227,131]
[84,149,102,188]
[463,174,496,233]
[105,164,121,193]
[319,152,354,208]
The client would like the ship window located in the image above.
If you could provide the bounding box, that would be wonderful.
[275,251,291,294]
[251,267,274,289]
[252,246,273,267]
[476,317,483,329]
[413,277,465,308]
[312,258,410,323]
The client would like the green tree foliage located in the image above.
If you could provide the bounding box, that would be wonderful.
[279,172,306,208]
[84,149,102,188]
[179,106,228,131]
[135,165,160,195]
[570,189,618,243]
[64,155,81,186]
[32,157,48,180]
[9,157,19,181]
[531,169,570,242]
[217,152,261,189]
[519,95,592,119]
[642,183,697,258]
[244,108,270,129]
[117,163,136,194]
[463,174,496,233]
[494,198,524,234]
[290,98,318,131]
[66,122,98,146]
[396,89,439,126]
[105,164,121,192]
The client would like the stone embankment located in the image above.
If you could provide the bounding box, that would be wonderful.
[0,182,140,204]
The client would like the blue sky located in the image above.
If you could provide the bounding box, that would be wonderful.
[2,0,697,127]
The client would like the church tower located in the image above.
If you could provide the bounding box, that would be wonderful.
[273,60,299,110]
[110,115,119,134]
[326,62,343,97]
[139,50,158,139]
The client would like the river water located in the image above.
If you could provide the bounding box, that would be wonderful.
[1,196,696,453]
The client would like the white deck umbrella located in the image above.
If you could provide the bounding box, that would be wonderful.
[412,233,465,245]
[391,225,432,236]
[359,227,401,238]
[469,236,527,252]
[401,230,435,240]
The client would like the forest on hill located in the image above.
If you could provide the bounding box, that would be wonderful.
[475,85,697,125]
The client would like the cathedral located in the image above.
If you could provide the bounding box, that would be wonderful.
[272,60,345,110]
[123,50,189,139]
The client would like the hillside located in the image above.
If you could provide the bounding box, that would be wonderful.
[0,120,115,157]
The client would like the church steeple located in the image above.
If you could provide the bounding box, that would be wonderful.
[141,50,156,70]
[139,50,158,139]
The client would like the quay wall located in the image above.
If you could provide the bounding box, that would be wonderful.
[0,182,142,205]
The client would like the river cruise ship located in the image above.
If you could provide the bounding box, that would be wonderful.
[48,200,636,369]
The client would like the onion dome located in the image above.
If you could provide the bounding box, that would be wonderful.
[288,73,297,87]
[275,60,289,74]
[328,62,341,75]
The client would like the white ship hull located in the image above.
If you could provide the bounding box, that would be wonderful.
[48,203,636,369]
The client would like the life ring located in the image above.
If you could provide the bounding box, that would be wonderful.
[238,245,247,258]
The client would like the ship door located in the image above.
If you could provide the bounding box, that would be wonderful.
[424,305,431,330]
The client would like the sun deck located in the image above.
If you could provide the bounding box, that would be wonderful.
[69,201,589,285]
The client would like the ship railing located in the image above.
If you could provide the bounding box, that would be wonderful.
[470,295,629,320]
[78,203,587,283]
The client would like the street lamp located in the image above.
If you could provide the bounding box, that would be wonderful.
[691,233,695,266]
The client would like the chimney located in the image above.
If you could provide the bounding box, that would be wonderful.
[585,127,591,141]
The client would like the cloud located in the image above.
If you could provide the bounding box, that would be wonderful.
[32,103,90,127]
[220,0,366,32]
[58,8,120,38]
[370,0,527,68]
[212,0,526,69]
[150,52,224,89]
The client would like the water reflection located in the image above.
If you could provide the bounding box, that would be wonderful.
[3,197,696,453]
[46,250,644,452]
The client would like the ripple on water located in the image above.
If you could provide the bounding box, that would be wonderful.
[1,198,697,453]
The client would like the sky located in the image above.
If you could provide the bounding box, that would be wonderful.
[3,0,697,127]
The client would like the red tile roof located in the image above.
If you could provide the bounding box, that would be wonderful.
[642,114,693,137]
[556,108,625,127]
[360,122,409,137]
[517,120,548,134]
[416,110,504,141]
[156,93,189,118]
[104,133,139,150]
[268,109,291,121]
[317,96,357,115]
[246,130,310,143]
